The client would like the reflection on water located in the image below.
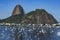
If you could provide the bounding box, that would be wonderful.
[0,26,60,40]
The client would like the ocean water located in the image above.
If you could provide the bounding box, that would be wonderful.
[0,26,60,40]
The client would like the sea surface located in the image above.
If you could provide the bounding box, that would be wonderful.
[0,26,60,40]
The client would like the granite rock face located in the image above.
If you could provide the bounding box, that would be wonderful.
[1,5,58,24]
[26,9,58,24]
[12,5,24,16]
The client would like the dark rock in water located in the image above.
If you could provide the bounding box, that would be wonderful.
[26,9,58,24]
[12,5,24,16]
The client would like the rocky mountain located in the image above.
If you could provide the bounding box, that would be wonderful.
[12,5,24,16]
[0,5,58,24]
[26,9,58,24]
[0,5,24,23]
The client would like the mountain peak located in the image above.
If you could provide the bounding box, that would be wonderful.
[12,5,24,16]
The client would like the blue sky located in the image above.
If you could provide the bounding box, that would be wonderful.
[0,0,60,22]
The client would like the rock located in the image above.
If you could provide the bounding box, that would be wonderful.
[12,5,24,16]
[26,9,58,24]
[0,5,58,24]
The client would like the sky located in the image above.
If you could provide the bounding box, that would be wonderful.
[0,0,60,22]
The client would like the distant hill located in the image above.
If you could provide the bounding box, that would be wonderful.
[0,5,58,24]
[26,9,58,24]
[0,14,24,23]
